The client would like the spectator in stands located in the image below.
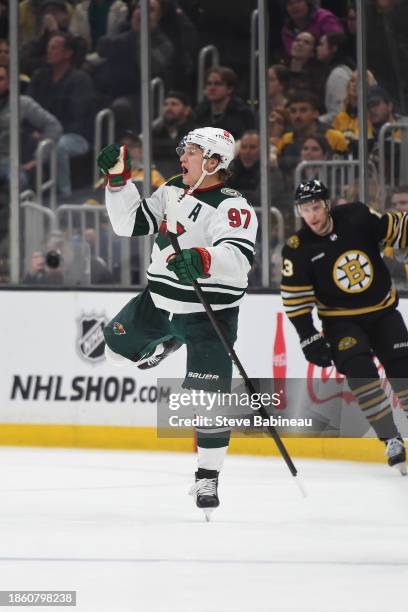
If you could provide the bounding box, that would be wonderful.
[316,32,354,125]
[283,31,323,102]
[19,0,73,46]
[193,66,255,140]
[28,32,95,199]
[152,90,195,178]
[2,38,32,93]
[366,0,408,115]
[281,0,343,56]
[22,251,62,284]
[367,84,407,184]
[0,37,8,66]
[277,90,348,180]
[83,229,115,284]
[269,106,289,166]
[157,0,199,91]
[96,130,165,189]
[0,2,7,40]
[367,85,403,146]
[332,70,377,153]
[299,134,330,179]
[20,0,74,76]
[227,130,261,207]
[268,64,289,113]
[69,0,128,52]
[383,185,408,289]
[389,185,408,213]
[0,64,62,189]
[95,0,174,135]
[344,1,357,61]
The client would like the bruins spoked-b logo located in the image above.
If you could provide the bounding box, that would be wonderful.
[338,336,357,351]
[77,313,108,362]
[333,250,373,293]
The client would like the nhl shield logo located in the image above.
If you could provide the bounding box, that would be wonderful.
[77,313,108,362]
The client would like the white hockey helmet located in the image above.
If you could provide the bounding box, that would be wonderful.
[177,127,236,171]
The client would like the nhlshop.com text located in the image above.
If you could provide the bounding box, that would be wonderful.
[10,375,170,404]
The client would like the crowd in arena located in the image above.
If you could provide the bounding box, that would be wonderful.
[1,0,408,287]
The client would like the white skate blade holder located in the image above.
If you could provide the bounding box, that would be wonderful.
[203,509,213,522]
[394,462,407,476]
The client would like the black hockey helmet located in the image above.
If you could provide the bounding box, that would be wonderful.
[295,180,330,205]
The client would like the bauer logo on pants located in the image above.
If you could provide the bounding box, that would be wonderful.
[77,313,108,363]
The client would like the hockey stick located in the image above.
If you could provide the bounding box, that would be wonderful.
[166,187,305,493]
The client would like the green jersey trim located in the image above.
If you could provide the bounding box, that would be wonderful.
[213,237,255,249]
[148,279,246,305]
[219,241,254,266]
[132,199,158,236]
[147,271,246,292]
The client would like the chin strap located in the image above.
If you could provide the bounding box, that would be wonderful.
[186,169,208,195]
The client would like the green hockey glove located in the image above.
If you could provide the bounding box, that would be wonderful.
[97,144,131,187]
[166,248,211,284]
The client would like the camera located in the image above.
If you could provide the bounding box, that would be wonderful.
[45,249,62,269]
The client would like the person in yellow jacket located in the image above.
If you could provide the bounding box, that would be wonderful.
[95,131,165,191]
[383,185,408,290]
[332,69,376,152]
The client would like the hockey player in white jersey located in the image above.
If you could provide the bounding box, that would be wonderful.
[97,127,258,519]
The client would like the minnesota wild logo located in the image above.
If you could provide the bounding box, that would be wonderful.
[113,322,126,335]
[156,216,186,250]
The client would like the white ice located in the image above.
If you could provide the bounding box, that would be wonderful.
[0,447,407,612]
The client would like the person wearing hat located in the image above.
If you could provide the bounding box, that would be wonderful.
[20,0,73,76]
[281,178,408,475]
[152,90,196,178]
[281,0,344,56]
[367,85,397,137]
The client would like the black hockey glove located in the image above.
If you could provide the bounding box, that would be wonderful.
[300,333,332,367]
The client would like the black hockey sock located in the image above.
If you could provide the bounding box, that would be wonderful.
[382,358,408,416]
[343,356,399,440]
[348,378,399,440]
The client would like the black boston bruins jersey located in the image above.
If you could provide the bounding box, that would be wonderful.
[281,202,408,337]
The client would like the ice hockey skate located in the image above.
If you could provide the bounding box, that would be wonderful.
[189,468,219,522]
[385,436,407,476]
[136,339,182,370]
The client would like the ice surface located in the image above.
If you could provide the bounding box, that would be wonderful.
[0,447,407,611]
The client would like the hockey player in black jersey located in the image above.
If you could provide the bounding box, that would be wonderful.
[281,179,408,475]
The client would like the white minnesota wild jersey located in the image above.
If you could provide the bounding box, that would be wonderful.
[105,175,258,313]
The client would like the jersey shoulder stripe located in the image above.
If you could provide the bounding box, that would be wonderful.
[194,188,248,210]
[213,236,255,249]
